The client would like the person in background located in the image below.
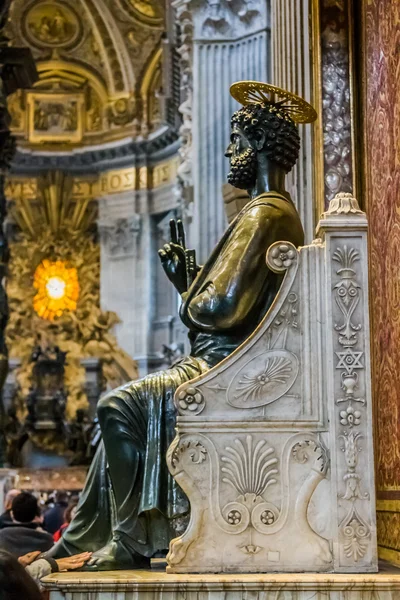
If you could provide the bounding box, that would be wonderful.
[53,501,78,542]
[0,549,42,600]
[43,490,69,534]
[0,489,20,529]
[0,492,53,556]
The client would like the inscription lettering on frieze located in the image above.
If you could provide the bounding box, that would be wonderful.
[5,157,180,206]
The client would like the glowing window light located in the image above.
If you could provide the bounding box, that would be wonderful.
[46,276,67,300]
[33,259,80,321]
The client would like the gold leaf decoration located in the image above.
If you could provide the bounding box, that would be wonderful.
[6,172,138,425]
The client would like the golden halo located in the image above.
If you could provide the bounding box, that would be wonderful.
[230,81,317,124]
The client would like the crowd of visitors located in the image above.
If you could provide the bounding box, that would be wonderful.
[0,488,91,597]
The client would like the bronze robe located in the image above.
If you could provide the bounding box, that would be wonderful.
[62,191,304,557]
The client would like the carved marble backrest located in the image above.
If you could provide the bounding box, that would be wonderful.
[167,193,377,574]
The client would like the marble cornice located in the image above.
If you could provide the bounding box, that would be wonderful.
[10,127,179,175]
[182,0,269,40]
[42,567,400,593]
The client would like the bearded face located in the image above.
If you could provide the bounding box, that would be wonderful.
[227,147,258,190]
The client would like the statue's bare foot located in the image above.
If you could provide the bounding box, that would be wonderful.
[83,535,150,571]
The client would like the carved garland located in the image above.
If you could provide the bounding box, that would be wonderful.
[333,243,371,562]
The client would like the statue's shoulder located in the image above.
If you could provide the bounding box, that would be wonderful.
[242,192,303,245]
[244,192,296,220]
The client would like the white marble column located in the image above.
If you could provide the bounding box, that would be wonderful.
[99,179,181,377]
[98,193,143,364]
[270,0,314,242]
[174,0,270,263]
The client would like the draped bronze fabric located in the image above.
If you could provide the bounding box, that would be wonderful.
[63,357,209,556]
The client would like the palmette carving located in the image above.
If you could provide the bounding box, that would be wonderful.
[341,506,371,562]
[221,436,278,498]
[167,432,331,567]
[333,246,361,347]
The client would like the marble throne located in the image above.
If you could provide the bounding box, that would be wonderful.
[167,193,377,574]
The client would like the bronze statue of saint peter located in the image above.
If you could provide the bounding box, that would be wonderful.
[48,82,316,570]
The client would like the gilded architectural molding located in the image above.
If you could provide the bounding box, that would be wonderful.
[5,0,167,149]
[0,11,37,465]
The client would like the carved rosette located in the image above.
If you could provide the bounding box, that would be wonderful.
[168,436,208,470]
[266,241,298,274]
[176,386,205,415]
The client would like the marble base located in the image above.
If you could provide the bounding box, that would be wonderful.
[42,562,400,600]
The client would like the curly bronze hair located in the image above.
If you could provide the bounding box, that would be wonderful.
[231,103,300,173]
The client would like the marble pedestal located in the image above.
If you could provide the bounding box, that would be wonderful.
[42,563,400,600]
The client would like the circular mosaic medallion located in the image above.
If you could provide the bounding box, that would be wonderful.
[22,1,82,49]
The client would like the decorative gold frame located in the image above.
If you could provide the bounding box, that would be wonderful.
[27,91,84,144]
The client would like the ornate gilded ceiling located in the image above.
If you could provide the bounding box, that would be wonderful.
[6,0,165,150]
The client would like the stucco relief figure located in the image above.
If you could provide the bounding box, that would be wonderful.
[48,82,315,570]
[34,101,77,133]
[34,103,47,130]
